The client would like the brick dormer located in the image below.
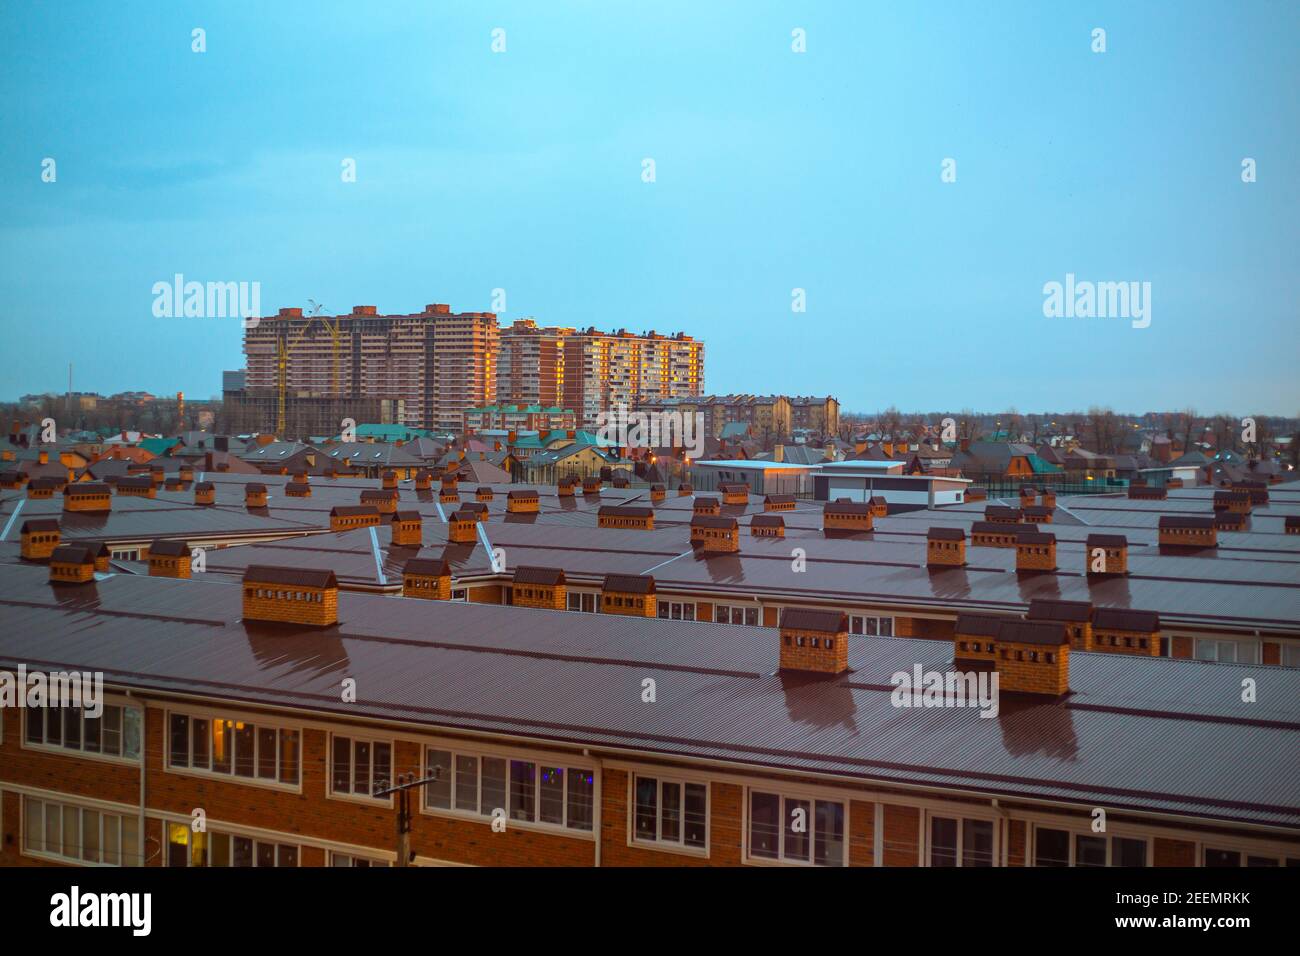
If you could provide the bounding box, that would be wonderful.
[448,509,479,544]
[1158,515,1216,548]
[402,556,451,600]
[441,472,460,492]
[179,464,195,482]
[984,505,1021,524]
[27,477,60,499]
[1286,516,1300,536]
[148,539,192,578]
[582,476,602,497]
[598,505,654,530]
[1024,505,1053,524]
[149,465,165,486]
[20,518,60,561]
[330,505,381,532]
[970,521,1021,548]
[691,514,739,553]
[116,476,157,498]
[507,489,540,513]
[1019,486,1038,508]
[1091,608,1160,656]
[63,482,112,513]
[476,486,495,502]
[361,488,399,514]
[461,502,489,522]
[1213,490,1251,514]
[86,540,110,573]
[194,481,216,505]
[720,483,749,505]
[1129,484,1167,500]
[823,500,873,534]
[245,483,268,507]
[382,470,398,490]
[1231,479,1268,505]
[1015,531,1056,572]
[164,476,185,492]
[1026,599,1092,650]
[511,566,566,610]
[868,496,888,518]
[0,470,27,489]
[764,494,795,512]
[49,545,96,584]
[1040,489,1056,509]
[1165,477,1184,489]
[677,483,693,497]
[953,613,1008,665]
[557,476,578,497]
[750,514,785,537]
[391,510,423,547]
[1085,533,1128,575]
[415,469,434,490]
[692,496,721,516]
[779,608,849,675]
[601,573,655,616]
[242,565,339,627]
[649,484,666,503]
[994,620,1070,696]
[926,527,966,567]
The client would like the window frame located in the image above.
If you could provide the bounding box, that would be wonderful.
[1030,824,1152,867]
[21,795,140,867]
[22,699,143,765]
[629,773,710,856]
[924,810,999,868]
[328,733,396,804]
[743,785,847,867]
[164,707,302,792]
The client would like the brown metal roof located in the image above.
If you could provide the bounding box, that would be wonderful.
[1093,608,1161,632]
[514,565,566,586]
[1160,515,1214,529]
[50,545,93,565]
[1016,531,1056,545]
[826,501,872,516]
[603,573,655,594]
[65,482,110,495]
[599,506,653,518]
[20,518,60,533]
[780,607,846,633]
[1027,599,1092,623]
[928,526,965,541]
[955,612,1012,636]
[243,565,338,589]
[149,539,190,557]
[998,620,1069,645]
[751,514,785,528]
[690,515,737,530]
[1085,533,1128,548]
[404,557,450,577]
[331,505,379,517]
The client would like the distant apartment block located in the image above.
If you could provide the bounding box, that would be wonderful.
[639,394,838,442]
[242,303,498,432]
[463,404,577,433]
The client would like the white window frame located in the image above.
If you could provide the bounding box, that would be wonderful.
[744,786,847,867]
[656,600,696,621]
[1030,824,1152,867]
[329,733,395,804]
[923,810,1000,867]
[629,773,710,856]
[165,823,301,867]
[567,590,598,613]
[165,708,302,792]
[22,700,142,765]
[1194,637,1260,664]
[22,795,140,867]
[849,613,895,637]
[713,604,760,627]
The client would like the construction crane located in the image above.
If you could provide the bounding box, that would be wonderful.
[275,300,345,437]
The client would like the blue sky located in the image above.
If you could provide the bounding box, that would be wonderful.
[1,0,1296,415]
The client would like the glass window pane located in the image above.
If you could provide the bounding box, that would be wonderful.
[1035,828,1070,867]
[481,757,506,818]
[211,832,230,868]
[234,723,255,777]
[354,740,371,795]
[634,776,658,841]
[101,706,122,756]
[190,717,209,769]
[45,804,61,855]
[373,743,391,794]
[749,792,780,859]
[785,798,811,862]
[82,810,100,862]
[279,729,299,785]
[122,706,141,760]
[455,755,479,812]
[1204,848,1241,867]
[64,707,82,750]
[103,816,120,866]
[46,706,62,746]
[24,797,42,853]
[83,713,101,753]
[190,830,208,867]
[567,767,594,832]
[63,807,80,859]
[25,708,43,744]
[815,800,845,867]
[211,719,231,773]
[256,841,276,867]
[684,784,707,848]
[1112,837,1146,867]
[167,823,189,867]
[963,819,994,867]
[539,766,564,825]
[169,713,189,766]
[278,845,298,867]
[332,736,351,793]
[233,836,254,867]
[427,749,453,809]
[121,816,139,866]
[509,760,535,821]
[1076,835,1107,868]
[930,817,958,867]
[661,782,681,843]
[258,727,277,779]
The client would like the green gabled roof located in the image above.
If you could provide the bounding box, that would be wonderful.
[353,423,431,441]
[1027,454,1064,474]
[138,438,180,456]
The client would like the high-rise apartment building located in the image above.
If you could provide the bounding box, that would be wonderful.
[498,319,571,408]
[242,303,498,432]
[561,328,704,427]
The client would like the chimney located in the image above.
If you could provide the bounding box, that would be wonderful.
[1040,488,1056,509]
[179,464,194,482]
[597,505,654,530]
[27,477,59,499]
[447,509,479,544]
[582,476,602,496]
[868,495,888,518]
[1213,490,1251,514]
[164,475,185,492]
[148,539,192,579]
[38,449,48,465]
[693,496,721,516]
[649,484,666,503]
[600,573,656,617]
[285,479,311,498]
[773,443,784,463]
[49,545,96,585]
[1085,533,1128,575]
[330,505,382,532]
[402,556,451,600]
[1025,599,1092,650]
[953,613,1007,665]
[1158,515,1217,549]
[242,565,339,627]
[382,470,398,490]
[720,483,749,506]
[245,483,269,508]
[690,514,739,554]
[511,566,566,610]
[778,608,849,675]
[1024,505,1053,524]
[1014,530,1057,573]
[390,511,423,547]
[557,477,577,497]
[360,489,399,514]
[63,482,112,513]
[1019,485,1037,508]
[415,469,433,491]
[1091,608,1161,656]
[507,489,540,513]
[992,620,1070,696]
[926,527,966,568]
[750,514,785,537]
[20,518,61,561]
[823,500,873,534]
[476,486,495,502]
[507,430,517,445]
[677,483,693,497]
[194,481,216,506]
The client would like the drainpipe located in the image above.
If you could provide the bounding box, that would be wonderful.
[583,748,602,867]
[127,690,147,865]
